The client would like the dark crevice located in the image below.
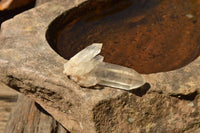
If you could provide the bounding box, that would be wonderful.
[170,91,198,101]
[50,120,57,133]
[35,102,51,116]
[127,83,151,97]
[0,95,18,102]
[7,75,62,102]
[53,122,58,133]
[7,75,22,91]
[87,85,106,90]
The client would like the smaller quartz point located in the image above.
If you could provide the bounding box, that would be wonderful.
[63,43,146,90]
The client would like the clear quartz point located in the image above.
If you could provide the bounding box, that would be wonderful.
[63,43,146,90]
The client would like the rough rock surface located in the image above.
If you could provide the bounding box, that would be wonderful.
[0,83,18,133]
[0,0,35,10]
[5,94,69,133]
[36,0,74,6]
[0,0,199,132]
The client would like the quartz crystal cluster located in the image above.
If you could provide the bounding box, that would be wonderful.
[63,43,146,90]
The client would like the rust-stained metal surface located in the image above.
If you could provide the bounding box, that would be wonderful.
[49,0,200,74]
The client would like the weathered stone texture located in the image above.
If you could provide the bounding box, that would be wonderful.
[0,0,35,10]
[93,92,200,133]
[0,83,18,133]
[36,0,77,6]
[0,0,199,132]
[5,94,69,133]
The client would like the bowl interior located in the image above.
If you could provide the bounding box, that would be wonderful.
[46,0,200,74]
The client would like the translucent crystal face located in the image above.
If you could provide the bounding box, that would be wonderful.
[63,43,146,90]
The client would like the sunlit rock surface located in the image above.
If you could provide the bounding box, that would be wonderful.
[0,1,199,132]
[63,43,146,90]
[0,0,34,10]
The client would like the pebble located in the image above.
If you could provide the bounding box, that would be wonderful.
[128,117,134,124]
[186,14,194,19]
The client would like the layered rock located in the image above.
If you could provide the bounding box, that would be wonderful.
[0,0,199,132]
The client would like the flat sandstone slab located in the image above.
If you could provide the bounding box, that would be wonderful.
[0,1,199,132]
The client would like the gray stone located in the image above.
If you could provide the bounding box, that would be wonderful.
[0,0,199,132]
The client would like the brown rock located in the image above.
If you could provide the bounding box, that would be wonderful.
[5,94,69,133]
[36,0,75,6]
[0,0,199,132]
[93,92,200,132]
[0,83,18,133]
[0,0,35,11]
